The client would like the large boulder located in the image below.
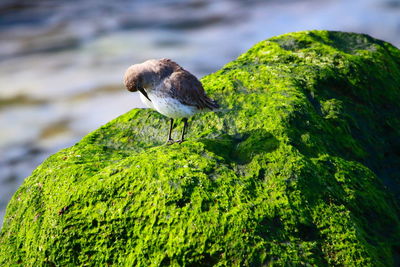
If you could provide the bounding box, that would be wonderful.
[1,30,400,266]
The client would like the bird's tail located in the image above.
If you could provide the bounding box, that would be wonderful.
[204,97,219,110]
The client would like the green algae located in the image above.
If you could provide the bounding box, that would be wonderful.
[1,30,400,266]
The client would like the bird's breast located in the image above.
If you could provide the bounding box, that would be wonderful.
[151,95,198,119]
[139,91,154,109]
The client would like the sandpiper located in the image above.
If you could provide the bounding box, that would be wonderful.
[124,58,219,144]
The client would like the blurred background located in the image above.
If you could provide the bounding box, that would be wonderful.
[1,0,400,225]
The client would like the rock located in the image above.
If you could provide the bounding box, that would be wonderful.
[1,30,400,266]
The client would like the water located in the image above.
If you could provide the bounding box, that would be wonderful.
[1,0,400,225]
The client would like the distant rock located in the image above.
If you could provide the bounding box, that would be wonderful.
[1,30,400,266]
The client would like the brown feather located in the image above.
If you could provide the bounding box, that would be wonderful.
[164,69,219,110]
[124,58,219,110]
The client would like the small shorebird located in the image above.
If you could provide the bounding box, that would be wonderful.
[124,59,219,144]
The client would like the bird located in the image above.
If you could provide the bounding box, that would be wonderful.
[124,58,219,144]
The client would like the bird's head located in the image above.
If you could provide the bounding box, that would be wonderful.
[124,65,144,92]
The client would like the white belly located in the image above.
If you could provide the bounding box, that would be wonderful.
[140,92,198,119]
[139,91,199,118]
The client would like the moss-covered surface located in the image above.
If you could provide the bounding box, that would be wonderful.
[1,30,400,266]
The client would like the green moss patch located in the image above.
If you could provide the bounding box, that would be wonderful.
[1,31,400,266]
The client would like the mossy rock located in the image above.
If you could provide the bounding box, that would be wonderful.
[1,30,400,266]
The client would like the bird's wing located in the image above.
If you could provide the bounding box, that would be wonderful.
[166,70,219,110]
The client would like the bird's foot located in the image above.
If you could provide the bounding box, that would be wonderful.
[165,139,175,145]
[165,139,186,145]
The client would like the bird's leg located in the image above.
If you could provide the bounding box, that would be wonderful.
[166,118,175,145]
[177,118,188,144]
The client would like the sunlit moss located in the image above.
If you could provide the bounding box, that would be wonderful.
[1,30,400,266]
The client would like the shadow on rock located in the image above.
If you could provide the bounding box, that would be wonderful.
[200,129,279,164]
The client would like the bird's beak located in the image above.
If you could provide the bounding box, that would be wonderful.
[138,87,151,102]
